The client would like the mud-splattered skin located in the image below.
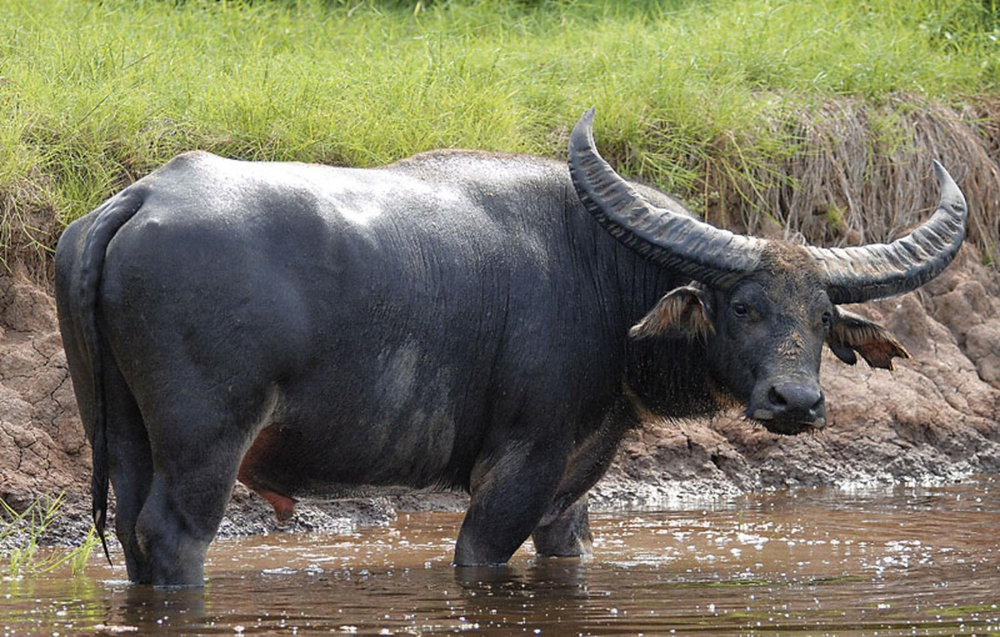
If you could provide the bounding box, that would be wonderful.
[55,113,956,587]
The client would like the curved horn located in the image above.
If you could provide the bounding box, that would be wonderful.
[568,108,766,288]
[806,162,968,304]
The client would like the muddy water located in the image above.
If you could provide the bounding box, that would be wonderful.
[3,477,999,635]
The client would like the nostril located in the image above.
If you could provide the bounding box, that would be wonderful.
[768,383,823,415]
[811,393,825,411]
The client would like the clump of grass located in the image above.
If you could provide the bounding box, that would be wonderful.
[0,0,998,276]
[705,97,1000,269]
[1,494,100,578]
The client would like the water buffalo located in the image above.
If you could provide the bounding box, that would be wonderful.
[55,109,967,586]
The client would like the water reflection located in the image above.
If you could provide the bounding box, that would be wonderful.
[112,585,208,631]
[1,476,998,635]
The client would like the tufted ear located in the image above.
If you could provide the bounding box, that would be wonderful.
[630,286,712,340]
[827,308,910,370]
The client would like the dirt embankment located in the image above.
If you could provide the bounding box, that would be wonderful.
[0,274,89,510]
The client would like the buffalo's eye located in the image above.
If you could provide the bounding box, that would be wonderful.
[821,311,833,328]
[732,302,750,318]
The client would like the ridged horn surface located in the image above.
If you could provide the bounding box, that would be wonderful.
[568,107,765,288]
[806,161,968,304]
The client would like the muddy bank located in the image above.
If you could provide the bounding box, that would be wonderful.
[2,239,999,545]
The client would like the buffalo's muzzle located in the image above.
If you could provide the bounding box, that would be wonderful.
[750,381,826,435]
[767,382,824,419]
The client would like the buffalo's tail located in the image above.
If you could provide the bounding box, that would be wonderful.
[77,187,147,565]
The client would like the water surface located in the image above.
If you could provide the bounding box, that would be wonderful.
[3,477,999,635]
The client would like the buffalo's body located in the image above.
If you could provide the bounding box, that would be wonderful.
[56,150,692,584]
[55,112,966,587]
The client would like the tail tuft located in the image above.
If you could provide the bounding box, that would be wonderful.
[92,423,112,566]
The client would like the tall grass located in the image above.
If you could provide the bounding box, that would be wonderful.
[1,494,100,577]
[0,0,998,272]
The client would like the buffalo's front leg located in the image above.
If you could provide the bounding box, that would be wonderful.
[530,404,632,559]
[532,496,593,558]
[454,442,566,566]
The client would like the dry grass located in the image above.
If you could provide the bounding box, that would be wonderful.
[703,97,1000,271]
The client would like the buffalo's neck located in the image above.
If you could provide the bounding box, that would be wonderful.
[613,255,719,420]
[562,198,718,421]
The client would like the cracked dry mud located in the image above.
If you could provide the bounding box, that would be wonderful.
[1,249,998,543]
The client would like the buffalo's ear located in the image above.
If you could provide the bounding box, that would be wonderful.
[827,308,910,370]
[630,286,712,340]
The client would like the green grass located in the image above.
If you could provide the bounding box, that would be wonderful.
[0,0,998,271]
[1,494,100,577]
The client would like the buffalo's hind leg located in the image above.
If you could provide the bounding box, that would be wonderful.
[134,383,268,587]
[105,361,155,583]
[532,496,593,558]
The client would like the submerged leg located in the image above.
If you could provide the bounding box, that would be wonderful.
[532,496,593,558]
[454,441,566,567]
[530,403,633,559]
[134,469,235,586]
[105,361,154,583]
[134,384,269,587]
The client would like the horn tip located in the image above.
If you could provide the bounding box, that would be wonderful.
[569,107,598,157]
[931,159,966,213]
[931,159,958,191]
[931,159,947,182]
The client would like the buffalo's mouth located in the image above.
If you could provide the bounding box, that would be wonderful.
[748,408,827,436]
[744,381,827,436]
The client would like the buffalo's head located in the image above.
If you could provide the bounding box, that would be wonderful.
[569,108,967,436]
